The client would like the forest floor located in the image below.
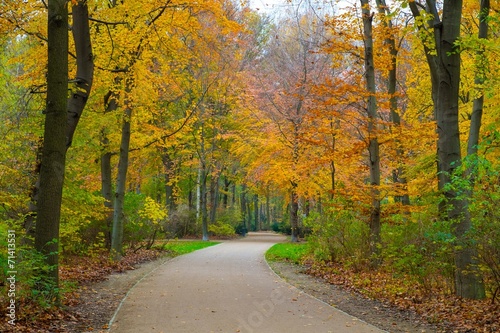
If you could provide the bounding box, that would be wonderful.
[2,241,498,332]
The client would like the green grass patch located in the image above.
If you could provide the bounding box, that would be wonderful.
[162,240,220,256]
[265,242,309,264]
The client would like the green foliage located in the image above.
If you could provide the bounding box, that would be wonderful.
[271,220,291,235]
[216,207,242,227]
[265,242,309,264]
[208,223,235,238]
[59,180,108,254]
[123,193,167,250]
[467,157,500,298]
[0,222,65,308]
[162,240,220,256]
[304,200,369,268]
[381,218,455,293]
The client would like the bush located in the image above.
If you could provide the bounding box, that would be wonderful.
[0,222,63,309]
[381,217,455,293]
[123,193,167,250]
[165,204,198,238]
[208,223,235,238]
[304,203,369,269]
[468,160,500,300]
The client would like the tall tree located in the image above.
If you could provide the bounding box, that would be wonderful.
[360,0,381,262]
[34,0,69,294]
[408,0,485,299]
[34,0,93,294]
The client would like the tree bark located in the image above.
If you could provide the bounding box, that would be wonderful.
[222,177,230,208]
[253,194,259,231]
[209,172,220,225]
[241,184,247,233]
[162,150,177,212]
[66,2,93,148]
[266,185,271,229]
[467,0,489,170]
[290,188,299,242]
[100,134,113,249]
[35,0,69,294]
[101,91,118,249]
[361,0,381,263]
[409,0,485,299]
[111,81,133,259]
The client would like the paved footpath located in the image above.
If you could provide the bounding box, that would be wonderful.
[109,232,385,333]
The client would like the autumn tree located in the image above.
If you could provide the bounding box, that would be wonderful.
[248,2,333,242]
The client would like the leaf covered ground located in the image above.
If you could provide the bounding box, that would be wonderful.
[0,248,163,333]
[267,242,499,333]
[305,261,499,332]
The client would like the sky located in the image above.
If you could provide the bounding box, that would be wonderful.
[248,0,294,13]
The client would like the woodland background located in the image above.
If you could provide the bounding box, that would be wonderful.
[0,0,499,331]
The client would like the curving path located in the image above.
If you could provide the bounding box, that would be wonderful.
[109,232,385,333]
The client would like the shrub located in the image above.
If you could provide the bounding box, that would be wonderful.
[304,203,369,270]
[208,223,235,238]
[123,193,167,250]
[165,204,198,238]
[0,222,63,309]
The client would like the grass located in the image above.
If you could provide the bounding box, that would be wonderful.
[265,242,309,264]
[162,240,220,256]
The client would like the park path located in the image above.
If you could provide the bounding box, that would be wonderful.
[108,232,385,333]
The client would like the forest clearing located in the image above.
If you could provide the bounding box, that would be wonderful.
[1,0,499,332]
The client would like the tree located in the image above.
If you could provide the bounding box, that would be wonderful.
[408,0,485,299]
[33,0,93,295]
[249,2,332,241]
[360,0,382,262]
[34,0,69,294]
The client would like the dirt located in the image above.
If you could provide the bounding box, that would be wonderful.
[65,254,441,333]
[64,256,173,333]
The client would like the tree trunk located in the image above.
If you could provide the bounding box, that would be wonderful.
[462,1,489,299]
[361,0,381,263]
[410,0,485,299]
[408,1,444,199]
[222,177,230,208]
[467,0,489,173]
[253,194,259,231]
[246,198,252,231]
[241,184,247,232]
[196,165,201,219]
[266,186,271,229]
[162,150,176,212]
[101,90,118,249]
[199,118,209,241]
[100,135,113,249]
[209,172,220,225]
[438,0,484,300]
[200,165,209,240]
[111,81,133,259]
[35,0,69,295]
[290,187,299,242]
[329,118,339,200]
[66,2,93,148]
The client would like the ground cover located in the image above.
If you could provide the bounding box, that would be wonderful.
[0,240,219,333]
[266,242,500,333]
